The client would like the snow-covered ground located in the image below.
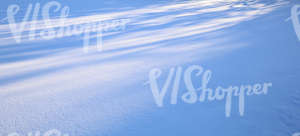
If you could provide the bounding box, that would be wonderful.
[0,0,300,135]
